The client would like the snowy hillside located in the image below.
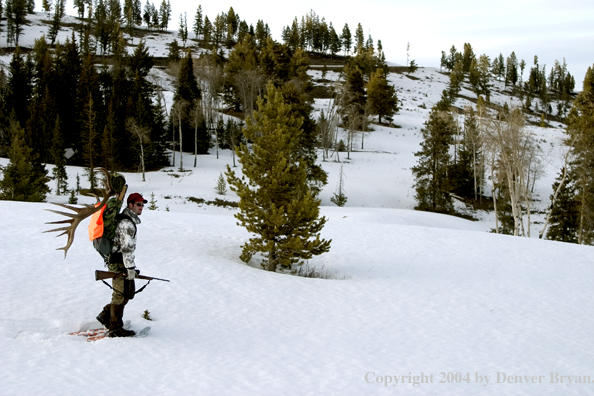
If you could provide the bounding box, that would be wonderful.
[1,196,593,395]
[2,11,593,396]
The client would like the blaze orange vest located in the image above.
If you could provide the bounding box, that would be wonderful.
[88,203,106,241]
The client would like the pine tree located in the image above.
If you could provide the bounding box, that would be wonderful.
[6,48,32,128]
[47,0,66,44]
[178,12,188,46]
[367,68,399,124]
[158,0,171,31]
[461,43,475,73]
[411,106,456,213]
[330,165,348,207]
[173,49,202,153]
[215,172,227,195]
[354,23,364,53]
[202,15,212,46]
[446,60,464,105]
[5,0,27,46]
[193,5,203,38]
[565,64,594,244]
[0,117,50,202]
[227,7,238,38]
[505,51,518,87]
[226,83,331,272]
[341,23,351,55]
[547,168,580,243]
[51,115,68,195]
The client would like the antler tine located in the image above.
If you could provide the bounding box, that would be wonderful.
[44,168,116,259]
[96,167,114,196]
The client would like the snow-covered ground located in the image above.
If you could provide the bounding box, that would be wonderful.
[1,180,593,395]
[1,11,593,396]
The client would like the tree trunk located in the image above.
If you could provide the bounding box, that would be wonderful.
[178,107,183,171]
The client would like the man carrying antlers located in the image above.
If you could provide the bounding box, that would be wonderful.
[96,192,147,337]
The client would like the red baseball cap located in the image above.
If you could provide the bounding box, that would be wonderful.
[127,193,148,204]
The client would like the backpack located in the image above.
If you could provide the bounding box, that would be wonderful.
[88,198,126,261]
[88,173,129,261]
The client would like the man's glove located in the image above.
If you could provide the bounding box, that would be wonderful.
[126,268,137,280]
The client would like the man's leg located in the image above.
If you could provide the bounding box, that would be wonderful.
[96,304,111,328]
[107,276,135,337]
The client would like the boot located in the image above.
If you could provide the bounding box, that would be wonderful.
[96,304,111,329]
[108,327,136,337]
[107,304,136,337]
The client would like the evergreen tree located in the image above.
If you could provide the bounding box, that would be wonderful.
[411,106,456,213]
[133,0,142,25]
[341,23,351,55]
[173,50,203,153]
[53,34,81,150]
[565,65,594,244]
[193,5,203,38]
[51,115,69,195]
[123,0,136,40]
[366,68,399,124]
[178,12,188,46]
[74,53,100,165]
[461,43,475,73]
[215,172,227,195]
[330,165,348,207]
[341,64,367,122]
[446,59,464,105]
[94,0,111,54]
[5,0,28,46]
[212,13,226,49]
[158,0,171,31]
[354,23,364,53]
[0,117,50,202]
[6,47,33,128]
[505,51,518,87]
[547,168,580,243]
[47,0,66,45]
[227,7,238,37]
[328,23,341,58]
[202,15,212,46]
[445,45,457,71]
[226,83,331,272]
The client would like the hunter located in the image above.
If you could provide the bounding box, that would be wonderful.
[96,192,147,337]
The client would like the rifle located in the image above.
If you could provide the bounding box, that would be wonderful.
[95,270,170,283]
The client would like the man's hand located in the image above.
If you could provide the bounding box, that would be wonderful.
[126,268,137,280]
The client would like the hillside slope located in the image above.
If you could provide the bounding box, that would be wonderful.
[1,200,593,395]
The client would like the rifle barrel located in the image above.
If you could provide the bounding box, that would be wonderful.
[95,270,170,282]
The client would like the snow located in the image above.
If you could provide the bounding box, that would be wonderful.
[1,12,594,396]
[1,193,593,395]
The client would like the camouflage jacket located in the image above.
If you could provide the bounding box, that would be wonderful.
[110,207,141,270]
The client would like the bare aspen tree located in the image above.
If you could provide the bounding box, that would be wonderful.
[195,56,223,157]
[344,103,363,160]
[172,100,187,171]
[148,71,172,166]
[189,99,203,166]
[483,108,542,236]
[463,106,482,201]
[317,93,341,161]
[126,118,151,181]
[233,69,265,119]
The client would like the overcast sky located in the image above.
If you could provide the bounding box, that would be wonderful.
[65,0,594,85]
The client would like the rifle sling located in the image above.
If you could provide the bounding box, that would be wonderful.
[101,278,151,295]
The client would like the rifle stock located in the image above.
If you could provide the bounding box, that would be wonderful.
[95,270,170,282]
